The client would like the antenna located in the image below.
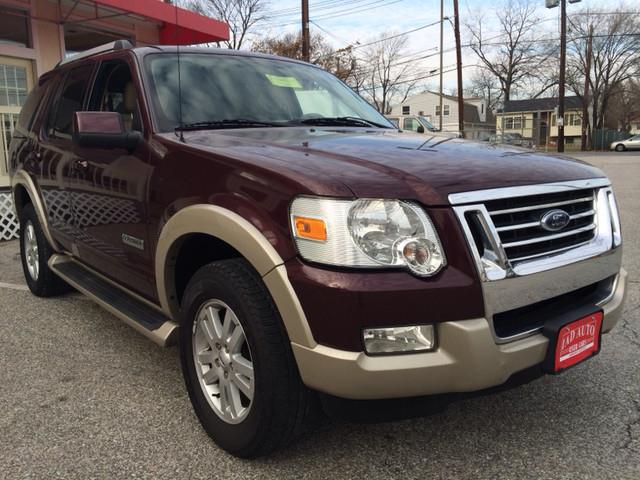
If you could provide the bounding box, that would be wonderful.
[175,0,185,142]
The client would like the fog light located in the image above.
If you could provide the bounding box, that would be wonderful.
[363,325,436,355]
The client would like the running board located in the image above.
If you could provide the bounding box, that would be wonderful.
[49,254,178,347]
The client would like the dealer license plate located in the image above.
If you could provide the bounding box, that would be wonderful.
[553,311,603,372]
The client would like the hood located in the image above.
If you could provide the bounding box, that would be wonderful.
[177,127,605,206]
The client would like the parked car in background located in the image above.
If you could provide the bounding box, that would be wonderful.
[387,115,462,138]
[489,132,533,148]
[386,114,436,133]
[610,135,640,151]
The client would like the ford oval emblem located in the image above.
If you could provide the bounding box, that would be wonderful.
[540,209,571,232]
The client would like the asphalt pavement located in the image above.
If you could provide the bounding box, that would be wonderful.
[0,151,638,479]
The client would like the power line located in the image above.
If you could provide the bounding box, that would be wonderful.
[350,19,445,50]
[357,64,477,92]
[263,0,405,28]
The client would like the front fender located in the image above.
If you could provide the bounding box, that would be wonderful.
[154,204,316,348]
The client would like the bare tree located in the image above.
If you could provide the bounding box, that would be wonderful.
[465,0,551,102]
[466,68,502,111]
[602,79,640,132]
[567,6,640,135]
[189,0,269,50]
[252,31,357,82]
[359,34,417,114]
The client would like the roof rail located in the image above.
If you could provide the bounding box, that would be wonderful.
[56,40,133,68]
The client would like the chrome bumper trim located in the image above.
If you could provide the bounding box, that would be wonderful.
[448,178,611,205]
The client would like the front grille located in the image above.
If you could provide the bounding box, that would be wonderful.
[483,188,596,262]
[492,276,615,338]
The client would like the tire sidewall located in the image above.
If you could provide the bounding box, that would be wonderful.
[616,144,625,152]
[180,268,271,454]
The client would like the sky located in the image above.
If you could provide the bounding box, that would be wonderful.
[249,0,625,95]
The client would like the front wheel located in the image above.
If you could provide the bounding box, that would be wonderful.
[615,144,625,152]
[19,203,71,297]
[180,259,312,458]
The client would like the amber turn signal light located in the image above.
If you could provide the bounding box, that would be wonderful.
[293,216,327,241]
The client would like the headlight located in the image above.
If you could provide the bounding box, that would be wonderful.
[290,196,446,276]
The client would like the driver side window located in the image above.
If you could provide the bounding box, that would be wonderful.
[89,60,142,132]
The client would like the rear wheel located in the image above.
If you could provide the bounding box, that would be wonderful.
[180,259,312,458]
[615,144,625,152]
[19,203,71,297]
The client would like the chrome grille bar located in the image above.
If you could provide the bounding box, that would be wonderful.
[506,240,592,262]
[450,179,613,283]
[495,209,596,232]
[501,223,597,248]
[487,196,593,216]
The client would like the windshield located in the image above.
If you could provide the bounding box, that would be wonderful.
[418,116,437,132]
[143,53,393,132]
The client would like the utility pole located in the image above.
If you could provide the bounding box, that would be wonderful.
[581,24,593,151]
[558,0,566,152]
[453,0,464,134]
[301,0,310,62]
[439,0,444,131]
[546,0,581,151]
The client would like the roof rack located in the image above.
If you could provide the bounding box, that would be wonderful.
[56,40,133,68]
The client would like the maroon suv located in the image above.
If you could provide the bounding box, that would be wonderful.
[9,41,626,458]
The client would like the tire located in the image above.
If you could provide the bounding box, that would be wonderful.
[615,144,625,152]
[19,203,71,297]
[180,259,312,458]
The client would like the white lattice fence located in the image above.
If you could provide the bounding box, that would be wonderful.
[0,190,19,241]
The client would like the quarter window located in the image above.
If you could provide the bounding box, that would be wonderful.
[16,81,47,132]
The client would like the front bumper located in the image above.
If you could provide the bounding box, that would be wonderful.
[292,267,627,400]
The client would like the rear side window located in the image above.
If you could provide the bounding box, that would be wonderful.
[47,64,94,139]
[16,81,48,133]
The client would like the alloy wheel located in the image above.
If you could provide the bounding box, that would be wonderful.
[23,221,39,281]
[192,299,254,424]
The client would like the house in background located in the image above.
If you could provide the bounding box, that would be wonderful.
[0,0,228,240]
[495,96,584,148]
[390,91,492,137]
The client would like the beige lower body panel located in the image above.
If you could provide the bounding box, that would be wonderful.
[293,267,627,400]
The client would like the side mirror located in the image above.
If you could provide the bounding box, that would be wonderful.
[416,125,425,134]
[73,112,141,151]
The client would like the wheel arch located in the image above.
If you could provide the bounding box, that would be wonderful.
[11,170,60,250]
[155,204,316,348]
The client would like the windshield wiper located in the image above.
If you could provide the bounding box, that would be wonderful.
[176,119,284,131]
[297,116,390,129]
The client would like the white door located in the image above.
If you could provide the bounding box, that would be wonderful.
[0,56,34,188]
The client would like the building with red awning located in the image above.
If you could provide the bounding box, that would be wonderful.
[0,0,228,205]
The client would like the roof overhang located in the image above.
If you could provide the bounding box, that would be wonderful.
[87,0,229,45]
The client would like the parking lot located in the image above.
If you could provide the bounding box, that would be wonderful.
[0,151,638,479]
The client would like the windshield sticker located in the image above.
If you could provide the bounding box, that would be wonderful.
[266,74,302,89]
